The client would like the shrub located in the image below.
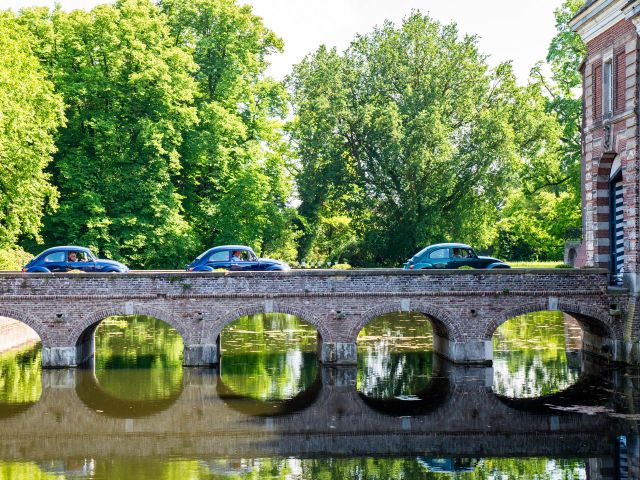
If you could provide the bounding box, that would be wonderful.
[331,263,352,270]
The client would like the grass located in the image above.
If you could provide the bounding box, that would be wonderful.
[508,261,565,269]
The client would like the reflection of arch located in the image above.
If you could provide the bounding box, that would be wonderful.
[493,372,615,414]
[350,302,457,340]
[0,347,41,419]
[74,369,183,419]
[216,372,322,417]
[209,304,328,343]
[484,301,617,340]
[0,308,48,345]
[358,374,451,416]
[71,305,188,347]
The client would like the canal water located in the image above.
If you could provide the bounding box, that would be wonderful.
[0,311,637,479]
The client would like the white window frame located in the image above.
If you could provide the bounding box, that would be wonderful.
[603,59,613,117]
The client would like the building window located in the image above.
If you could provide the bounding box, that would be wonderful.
[604,60,613,117]
[593,63,602,122]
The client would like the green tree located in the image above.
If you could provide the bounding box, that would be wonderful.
[497,0,585,261]
[162,0,298,260]
[290,13,561,265]
[0,13,64,253]
[20,0,198,268]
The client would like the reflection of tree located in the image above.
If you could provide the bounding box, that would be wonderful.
[0,457,589,479]
[357,312,434,399]
[220,352,317,401]
[0,344,41,404]
[357,351,433,399]
[93,316,183,401]
[493,312,581,398]
[220,314,318,401]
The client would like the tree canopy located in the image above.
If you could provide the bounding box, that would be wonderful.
[289,12,572,265]
[0,13,63,250]
[0,1,585,268]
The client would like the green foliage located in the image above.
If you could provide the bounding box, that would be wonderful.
[497,0,585,261]
[162,0,298,261]
[330,263,352,270]
[0,13,64,250]
[19,0,199,268]
[289,12,567,266]
[0,247,34,270]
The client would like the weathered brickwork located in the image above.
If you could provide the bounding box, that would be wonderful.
[0,269,636,366]
[581,19,638,272]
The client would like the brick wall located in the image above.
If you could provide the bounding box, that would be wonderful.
[581,19,638,276]
[0,270,628,348]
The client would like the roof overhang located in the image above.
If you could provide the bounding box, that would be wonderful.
[569,0,639,42]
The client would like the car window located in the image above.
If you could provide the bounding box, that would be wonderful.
[43,251,66,263]
[428,248,449,259]
[68,251,90,262]
[451,248,471,259]
[207,251,230,262]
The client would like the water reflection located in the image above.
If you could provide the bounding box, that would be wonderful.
[0,344,41,418]
[220,314,318,401]
[493,311,582,398]
[0,312,637,479]
[94,317,183,402]
[0,456,593,479]
[357,312,434,399]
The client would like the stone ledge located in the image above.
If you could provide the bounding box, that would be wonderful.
[0,290,613,301]
[0,267,610,279]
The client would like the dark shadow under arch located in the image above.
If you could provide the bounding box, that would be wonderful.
[358,373,451,416]
[493,371,616,415]
[216,372,322,417]
[74,369,183,419]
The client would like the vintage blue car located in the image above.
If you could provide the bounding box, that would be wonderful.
[186,245,290,272]
[404,243,510,270]
[22,246,129,273]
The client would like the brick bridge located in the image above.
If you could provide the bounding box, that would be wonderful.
[0,360,637,479]
[1,268,638,367]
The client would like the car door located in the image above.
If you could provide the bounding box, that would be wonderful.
[206,250,232,270]
[42,251,67,272]
[242,250,262,271]
[426,248,450,268]
[68,251,95,272]
[449,248,475,269]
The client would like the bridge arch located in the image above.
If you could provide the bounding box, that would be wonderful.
[207,303,329,344]
[71,304,191,350]
[0,308,49,346]
[483,300,618,340]
[350,302,459,341]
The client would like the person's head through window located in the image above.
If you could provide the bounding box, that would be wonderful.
[232,250,243,261]
[68,251,78,262]
[452,248,461,258]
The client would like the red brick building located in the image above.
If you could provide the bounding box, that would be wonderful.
[570,0,640,291]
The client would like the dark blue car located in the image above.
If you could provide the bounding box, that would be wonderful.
[186,245,289,272]
[404,243,509,270]
[22,246,129,273]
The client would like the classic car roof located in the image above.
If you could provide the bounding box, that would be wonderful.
[38,246,93,254]
[426,243,472,249]
[206,245,253,252]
